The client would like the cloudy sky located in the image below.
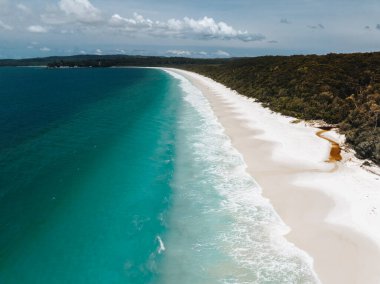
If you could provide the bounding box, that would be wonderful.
[0,0,380,58]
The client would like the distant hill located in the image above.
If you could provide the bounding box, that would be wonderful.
[0,54,227,67]
[1,52,379,165]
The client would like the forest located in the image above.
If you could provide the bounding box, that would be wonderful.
[0,54,226,67]
[184,53,380,165]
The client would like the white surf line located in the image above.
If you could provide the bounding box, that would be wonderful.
[161,68,321,283]
[163,67,380,284]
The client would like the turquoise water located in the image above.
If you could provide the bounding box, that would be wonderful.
[0,67,318,283]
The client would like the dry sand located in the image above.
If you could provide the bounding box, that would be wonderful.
[164,68,380,284]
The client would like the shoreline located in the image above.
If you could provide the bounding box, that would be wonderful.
[164,68,380,284]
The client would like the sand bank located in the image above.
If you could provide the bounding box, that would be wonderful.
[164,68,380,284]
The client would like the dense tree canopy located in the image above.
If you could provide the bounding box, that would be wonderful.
[184,53,380,165]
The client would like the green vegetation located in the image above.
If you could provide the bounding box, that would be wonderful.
[1,52,379,165]
[0,55,227,67]
[184,53,380,165]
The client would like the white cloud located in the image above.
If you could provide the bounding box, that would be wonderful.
[58,0,102,23]
[17,3,30,13]
[166,49,230,58]
[109,13,152,29]
[109,13,264,42]
[95,48,102,55]
[214,50,231,57]
[27,25,48,33]
[40,47,51,52]
[31,5,264,44]
[166,49,192,56]
[0,19,12,30]
[115,48,126,54]
[109,14,126,26]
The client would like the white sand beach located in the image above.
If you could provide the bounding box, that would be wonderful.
[165,68,380,284]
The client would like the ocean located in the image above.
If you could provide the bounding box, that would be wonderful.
[0,67,318,283]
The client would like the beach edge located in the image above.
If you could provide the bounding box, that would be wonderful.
[163,67,380,284]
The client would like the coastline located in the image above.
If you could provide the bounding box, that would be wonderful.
[164,68,380,284]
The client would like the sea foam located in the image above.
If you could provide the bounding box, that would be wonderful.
[159,70,320,284]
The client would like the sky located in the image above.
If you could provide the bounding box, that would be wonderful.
[0,0,380,58]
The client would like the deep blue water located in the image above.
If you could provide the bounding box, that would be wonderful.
[0,67,178,283]
[0,67,318,284]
